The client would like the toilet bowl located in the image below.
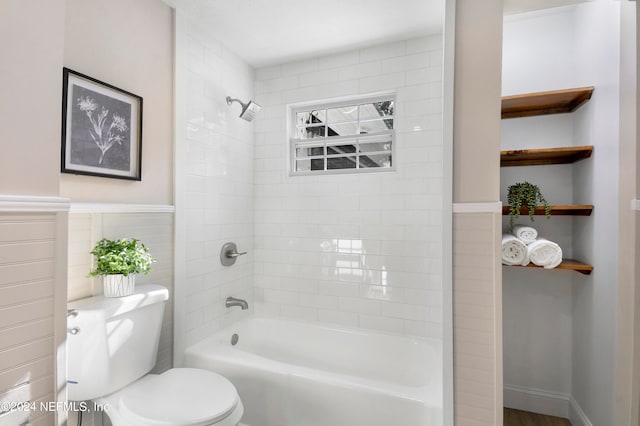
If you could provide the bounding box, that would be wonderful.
[67,284,244,426]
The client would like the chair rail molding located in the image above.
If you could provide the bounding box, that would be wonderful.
[69,203,175,214]
[0,195,71,212]
[452,201,503,214]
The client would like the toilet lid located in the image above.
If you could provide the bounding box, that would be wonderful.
[118,368,239,425]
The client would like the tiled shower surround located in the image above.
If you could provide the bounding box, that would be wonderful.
[253,36,445,338]
[176,12,255,351]
[176,8,444,346]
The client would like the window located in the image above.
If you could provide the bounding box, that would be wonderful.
[290,95,395,175]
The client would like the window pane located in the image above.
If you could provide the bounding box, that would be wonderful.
[359,119,393,133]
[327,105,358,123]
[296,110,326,126]
[359,154,392,168]
[359,140,392,153]
[359,101,394,119]
[296,158,326,171]
[327,156,357,169]
[311,158,325,170]
[327,144,357,155]
[296,158,312,171]
[327,122,358,136]
[291,96,395,175]
[296,145,325,158]
[296,125,325,139]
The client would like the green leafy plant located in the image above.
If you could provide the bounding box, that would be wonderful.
[88,238,155,277]
[507,182,551,230]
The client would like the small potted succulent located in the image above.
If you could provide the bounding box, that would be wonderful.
[507,181,551,230]
[88,238,155,297]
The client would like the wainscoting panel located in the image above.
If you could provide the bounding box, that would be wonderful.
[0,213,59,426]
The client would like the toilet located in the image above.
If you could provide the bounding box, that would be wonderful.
[67,284,244,426]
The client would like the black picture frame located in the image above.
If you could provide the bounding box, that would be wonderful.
[61,68,143,181]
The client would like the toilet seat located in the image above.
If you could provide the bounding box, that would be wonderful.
[99,368,243,426]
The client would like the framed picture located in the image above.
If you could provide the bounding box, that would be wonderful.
[61,68,143,180]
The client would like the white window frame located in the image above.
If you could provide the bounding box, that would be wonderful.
[289,94,396,176]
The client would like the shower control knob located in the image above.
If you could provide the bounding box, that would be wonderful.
[227,250,247,258]
[220,242,247,266]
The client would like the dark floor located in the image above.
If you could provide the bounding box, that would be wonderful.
[504,408,572,426]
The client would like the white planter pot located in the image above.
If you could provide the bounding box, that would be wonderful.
[102,274,136,297]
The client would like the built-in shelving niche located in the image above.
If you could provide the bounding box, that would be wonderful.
[501,86,594,119]
[501,87,594,275]
[501,205,593,216]
[519,259,593,275]
[500,145,593,167]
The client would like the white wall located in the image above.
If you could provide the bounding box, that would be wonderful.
[615,1,638,424]
[62,0,174,205]
[0,2,69,425]
[0,0,65,196]
[502,4,621,424]
[173,10,255,365]
[252,36,444,338]
[452,1,504,424]
[571,3,621,426]
[501,9,578,407]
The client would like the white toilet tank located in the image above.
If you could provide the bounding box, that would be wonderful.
[67,284,169,401]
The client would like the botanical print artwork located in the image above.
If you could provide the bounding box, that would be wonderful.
[70,85,132,171]
[77,96,128,164]
[61,68,142,180]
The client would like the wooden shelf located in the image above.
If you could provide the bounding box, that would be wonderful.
[501,87,595,277]
[532,259,592,275]
[502,205,593,216]
[501,145,593,167]
[508,259,593,275]
[502,87,594,119]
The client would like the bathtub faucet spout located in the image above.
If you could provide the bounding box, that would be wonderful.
[226,297,249,310]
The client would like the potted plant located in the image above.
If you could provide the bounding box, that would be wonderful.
[507,181,551,230]
[88,238,155,297]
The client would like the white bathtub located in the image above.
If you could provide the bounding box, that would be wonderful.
[184,317,442,426]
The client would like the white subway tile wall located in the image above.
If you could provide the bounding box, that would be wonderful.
[103,213,174,374]
[67,212,174,374]
[67,212,93,300]
[177,13,255,350]
[253,36,444,338]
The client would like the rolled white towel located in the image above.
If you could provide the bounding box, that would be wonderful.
[528,238,563,269]
[502,234,530,266]
[512,224,538,245]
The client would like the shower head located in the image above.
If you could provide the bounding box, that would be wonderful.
[226,96,262,122]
